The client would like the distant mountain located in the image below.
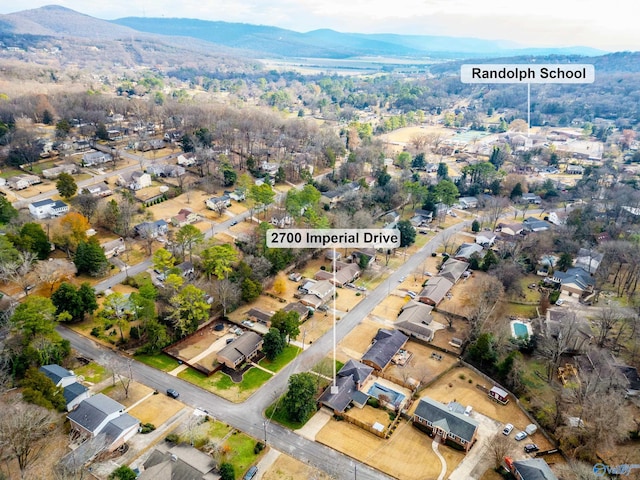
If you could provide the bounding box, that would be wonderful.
[111,16,607,59]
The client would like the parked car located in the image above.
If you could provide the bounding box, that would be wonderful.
[515,431,528,441]
[398,275,406,282]
[407,291,417,299]
[241,320,255,327]
[524,443,539,453]
[555,299,564,306]
[230,220,238,226]
[243,466,258,480]
[502,423,514,436]
[166,388,180,399]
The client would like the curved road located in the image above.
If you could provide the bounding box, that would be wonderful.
[58,220,470,479]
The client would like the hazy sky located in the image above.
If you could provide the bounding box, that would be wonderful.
[2,1,638,52]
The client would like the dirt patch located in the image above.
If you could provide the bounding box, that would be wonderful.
[164,322,228,362]
[262,453,334,480]
[128,393,185,426]
[316,416,464,480]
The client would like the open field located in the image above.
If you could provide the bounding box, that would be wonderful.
[262,453,334,480]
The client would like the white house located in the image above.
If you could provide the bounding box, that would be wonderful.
[206,194,231,211]
[177,153,197,167]
[82,151,112,167]
[42,164,77,179]
[29,198,69,219]
[39,364,90,412]
[101,238,126,258]
[117,171,151,191]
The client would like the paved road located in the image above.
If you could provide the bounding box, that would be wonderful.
[59,220,469,479]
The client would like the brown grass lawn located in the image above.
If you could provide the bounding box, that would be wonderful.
[128,392,185,426]
[337,318,389,361]
[316,416,464,480]
[413,367,555,452]
[102,380,153,407]
[384,341,458,386]
[379,125,455,144]
[345,403,393,427]
[262,453,334,480]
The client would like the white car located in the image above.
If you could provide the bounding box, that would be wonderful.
[555,299,564,306]
[502,423,514,436]
[515,431,528,441]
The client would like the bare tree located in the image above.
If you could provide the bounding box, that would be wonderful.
[594,305,625,348]
[483,196,510,231]
[0,400,57,479]
[210,279,240,317]
[487,433,511,469]
[5,251,38,296]
[33,258,77,294]
[536,312,581,382]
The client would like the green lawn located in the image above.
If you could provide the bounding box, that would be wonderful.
[311,357,344,376]
[265,398,308,430]
[258,345,300,372]
[74,362,110,384]
[134,353,181,372]
[0,167,24,179]
[224,431,262,476]
[178,366,273,395]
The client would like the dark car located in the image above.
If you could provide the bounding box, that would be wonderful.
[524,443,539,453]
[243,466,258,480]
[166,388,180,399]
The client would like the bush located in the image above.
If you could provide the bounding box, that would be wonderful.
[468,379,473,384]
[254,441,265,454]
[165,433,179,443]
[219,463,234,480]
[367,397,380,408]
[459,374,466,380]
[129,326,140,340]
[140,423,156,434]
[90,327,101,337]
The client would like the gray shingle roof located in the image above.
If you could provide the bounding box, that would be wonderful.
[101,413,139,441]
[318,375,358,413]
[512,458,558,480]
[63,382,88,404]
[361,329,408,370]
[414,397,478,443]
[338,359,373,385]
[39,364,73,385]
[67,393,123,432]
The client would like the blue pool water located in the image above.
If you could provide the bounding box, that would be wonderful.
[367,382,405,407]
[513,322,530,338]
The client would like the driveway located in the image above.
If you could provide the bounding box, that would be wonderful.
[448,411,501,480]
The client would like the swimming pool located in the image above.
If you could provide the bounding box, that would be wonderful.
[367,382,405,407]
[511,321,532,339]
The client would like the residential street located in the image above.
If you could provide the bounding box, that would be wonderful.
[58,220,470,479]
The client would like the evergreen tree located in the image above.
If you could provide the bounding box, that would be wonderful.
[74,238,109,276]
[282,373,317,423]
[510,182,523,200]
[263,327,286,360]
[0,196,18,224]
[397,220,416,248]
[56,172,78,199]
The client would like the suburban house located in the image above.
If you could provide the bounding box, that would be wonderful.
[171,208,199,227]
[270,211,294,228]
[247,308,275,326]
[216,331,263,369]
[395,301,436,342]
[67,394,139,451]
[453,243,484,262]
[42,163,77,179]
[497,222,524,236]
[350,248,376,267]
[7,173,41,190]
[566,164,585,175]
[314,262,361,287]
[488,386,510,404]
[318,360,374,414]
[205,194,231,212]
[361,328,409,371]
[177,152,197,167]
[29,198,69,219]
[39,364,90,411]
[100,237,126,258]
[82,151,112,167]
[475,233,496,247]
[573,248,604,274]
[522,217,551,232]
[410,209,434,227]
[176,261,195,278]
[299,280,335,309]
[83,182,112,197]
[458,196,479,209]
[227,189,246,201]
[504,457,558,480]
[136,139,165,152]
[521,193,542,204]
[117,171,152,191]
[139,443,218,480]
[413,397,479,452]
[551,267,595,297]
[418,276,454,306]
[438,258,470,284]
[282,302,311,322]
[134,219,169,238]
[145,163,185,178]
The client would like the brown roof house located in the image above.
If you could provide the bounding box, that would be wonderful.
[216,331,263,369]
[413,397,479,452]
[361,329,408,371]
[139,443,218,480]
[418,276,454,306]
[396,300,436,342]
[438,258,470,284]
[299,280,335,309]
[314,262,361,287]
